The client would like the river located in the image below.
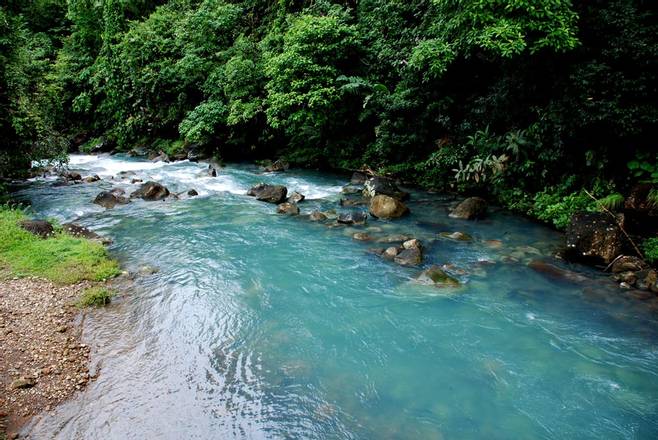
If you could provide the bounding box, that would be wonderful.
[15,154,658,439]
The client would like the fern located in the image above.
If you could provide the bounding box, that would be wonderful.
[647,188,658,208]
[596,193,624,211]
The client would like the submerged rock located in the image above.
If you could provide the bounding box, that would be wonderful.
[94,191,130,209]
[309,211,328,222]
[363,176,408,200]
[528,259,588,284]
[277,202,300,215]
[83,174,100,183]
[369,194,409,219]
[287,191,305,204]
[19,220,54,238]
[376,234,413,243]
[130,181,170,201]
[352,232,371,241]
[440,231,472,241]
[62,223,112,245]
[565,212,625,264]
[449,197,488,220]
[337,211,368,225]
[417,266,460,287]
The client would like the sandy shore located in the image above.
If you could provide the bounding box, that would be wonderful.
[0,276,95,438]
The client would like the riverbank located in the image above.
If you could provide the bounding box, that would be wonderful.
[0,207,120,438]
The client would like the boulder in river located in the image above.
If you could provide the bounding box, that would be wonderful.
[528,259,588,284]
[63,171,82,181]
[449,197,488,220]
[417,266,460,287]
[208,165,218,177]
[62,223,112,245]
[94,191,130,209]
[369,195,409,219]
[337,211,368,225]
[19,220,54,238]
[187,189,199,197]
[309,211,328,222]
[287,191,305,204]
[352,232,372,241]
[247,183,288,204]
[394,247,423,266]
[363,176,408,201]
[565,212,625,264]
[277,202,300,215]
[130,181,170,201]
[440,231,472,241]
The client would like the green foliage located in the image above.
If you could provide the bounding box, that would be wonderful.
[76,286,113,308]
[531,189,594,230]
[0,207,120,284]
[628,154,658,184]
[643,238,658,265]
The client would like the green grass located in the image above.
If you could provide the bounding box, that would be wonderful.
[76,286,113,307]
[0,207,121,284]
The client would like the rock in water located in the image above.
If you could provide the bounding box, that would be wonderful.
[363,176,408,200]
[208,165,218,177]
[352,232,371,241]
[449,197,488,220]
[247,183,288,204]
[369,194,409,219]
[264,159,289,172]
[337,211,368,225]
[83,174,100,183]
[62,223,112,244]
[130,181,170,201]
[611,255,647,273]
[309,211,328,222]
[440,231,472,241]
[394,247,422,266]
[63,171,82,181]
[528,259,588,284]
[287,191,305,204]
[187,189,199,196]
[19,220,54,238]
[94,191,130,209]
[565,212,625,264]
[277,202,300,215]
[417,266,460,287]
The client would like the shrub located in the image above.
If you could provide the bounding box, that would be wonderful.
[76,287,113,308]
[643,238,658,265]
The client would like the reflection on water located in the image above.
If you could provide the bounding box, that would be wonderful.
[16,154,658,439]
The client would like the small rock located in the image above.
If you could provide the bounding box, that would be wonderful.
[11,377,36,389]
[610,256,647,274]
[403,239,422,250]
[337,211,368,225]
[394,247,423,266]
[287,191,305,204]
[131,178,143,184]
[382,247,399,260]
[309,211,328,222]
[19,220,54,238]
[277,202,300,215]
[440,231,472,241]
[63,171,82,181]
[187,189,199,196]
[82,174,100,183]
[352,232,371,241]
[449,197,488,220]
[417,266,460,287]
[94,191,130,209]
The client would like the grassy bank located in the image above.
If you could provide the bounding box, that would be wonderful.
[0,207,120,284]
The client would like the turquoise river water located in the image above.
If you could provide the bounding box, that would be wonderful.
[14,154,658,439]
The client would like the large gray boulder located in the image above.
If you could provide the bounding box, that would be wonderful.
[130,181,170,201]
[247,183,288,204]
[369,194,409,219]
[449,197,488,220]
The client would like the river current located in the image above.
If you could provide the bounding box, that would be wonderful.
[15,154,658,439]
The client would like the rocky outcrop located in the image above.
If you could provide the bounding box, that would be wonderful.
[247,183,288,204]
[565,212,625,264]
[417,266,460,287]
[363,176,408,200]
[350,171,367,185]
[610,256,647,273]
[369,195,409,219]
[287,191,305,204]
[337,211,368,225]
[130,181,170,201]
[449,197,488,220]
[277,202,300,215]
[61,223,112,244]
[93,191,130,209]
[19,220,54,238]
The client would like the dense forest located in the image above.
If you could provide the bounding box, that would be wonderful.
[1,1,656,234]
